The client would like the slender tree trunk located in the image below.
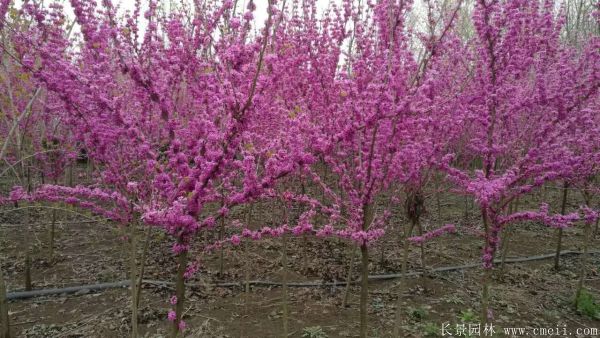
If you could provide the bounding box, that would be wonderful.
[135,229,151,309]
[66,164,73,187]
[302,235,309,273]
[379,238,385,267]
[24,253,31,291]
[300,182,310,273]
[575,220,592,306]
[481,207,491,324]
[463,196,469,221]
[554,182,569,270]
[416,221,425,269]
[48,178,59,261]
[242,240,250,338]
[393,216,418,337]
[24,166,32,291]
[541,184,547,202]
[401,220,416,275]
[218,198,225,277]
[500,198,518,274]
[359,203,372,338]
[342,247,356,308]
[499,228,512,274]
[48,209,56,261]
[242,205,253,338]
[86,158,93,181]
[0,267,10,338]
[481,268,492,323]
[575,191,593,306]
[436,187,441,221]
[281,202,289,337]
[395,191,424,335]
[170,250,188,338]
[244,242,250,294]
[554,228,564,269]
[359,243,369,338]
[129,227,139,338]
[281,234,289,338]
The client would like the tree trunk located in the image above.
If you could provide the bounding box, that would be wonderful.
[170,250,188,338]
[463,195,469,221]
[401,220,416,275]
[0,268,10,338]
[342,247,356,308]
[218,217,225,277]
[48,177,60,262]
[359,243,369,338]
[218,192,226,277]
[575,220,591,307]
[24,252,32,291]
[48,209,57,261]
[281,202,289,337]
[500,198,518,274]
[554,228,563,269]
[66,164,74,187]
[393,218,417,337]
[378,238,385,267]
[575,191,593,307]
[416,220,425,269]
[359,203,372,338]
[554,182,569,270]
[481,268,491,323]
[499,228,512,274]
[480,207,492,324]
[242,205,253,338]
[129,227,139,338]
[135,229,152,309]
[24,167,32,291]
[281,234,289,338]
[436,187,441,221]
[86,159,93,180]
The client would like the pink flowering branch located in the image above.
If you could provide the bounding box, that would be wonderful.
[498,203,581,229]
[407,224,456,244]
[5,184,132,224]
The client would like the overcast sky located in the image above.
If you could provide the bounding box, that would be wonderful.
[15,0,428,32]
[11,0,432,51]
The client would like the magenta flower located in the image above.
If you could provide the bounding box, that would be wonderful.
[178,320,186,331]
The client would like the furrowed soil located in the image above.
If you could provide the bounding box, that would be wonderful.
[1,171,599,337]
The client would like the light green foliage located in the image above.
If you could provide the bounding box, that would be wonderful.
[576,290,600,320]
[301,326,328,338]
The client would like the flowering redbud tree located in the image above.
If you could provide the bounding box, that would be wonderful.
[442,0,600,321]
[561,96,600,303]
[246,0,468,336]
[2,0,321,335]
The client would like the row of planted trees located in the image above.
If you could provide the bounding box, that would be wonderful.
[0,0,599,337]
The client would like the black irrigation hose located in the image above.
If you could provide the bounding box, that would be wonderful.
[7,281,130,300]
[6,250,599,300]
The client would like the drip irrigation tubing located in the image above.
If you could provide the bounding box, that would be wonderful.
[6,249,599,300]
